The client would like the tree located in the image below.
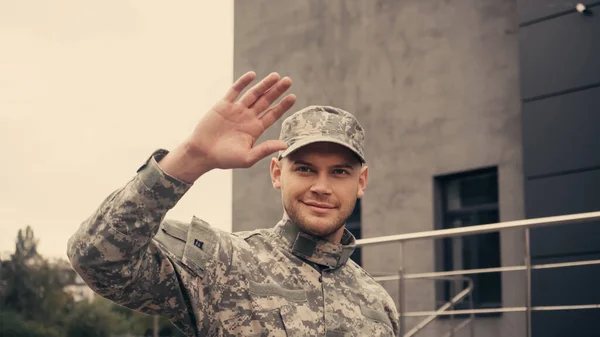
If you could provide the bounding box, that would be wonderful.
[14,226,39,263]
[0,311,60,337]
[1,226,43,318]
[64,297,132,337]
[92,295,186,337]
[0,226,73,324]
[0,226,186,336]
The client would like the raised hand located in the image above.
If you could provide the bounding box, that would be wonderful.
[159,72,296,182]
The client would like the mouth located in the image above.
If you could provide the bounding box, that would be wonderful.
[301,201,336,213]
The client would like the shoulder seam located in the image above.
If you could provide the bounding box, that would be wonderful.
[232,229,263,240]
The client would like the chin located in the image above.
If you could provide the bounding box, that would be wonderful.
[297,217,342,238]
[300,225,335,238]
[285,202,347,237]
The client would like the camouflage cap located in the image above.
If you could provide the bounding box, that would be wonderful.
[278,105,366,163]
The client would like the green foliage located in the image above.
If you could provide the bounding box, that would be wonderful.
[0,311,60,337]
[65,298,128,337]
[0,225,186,337]
[90,296,186,337]
[1,226,74,324]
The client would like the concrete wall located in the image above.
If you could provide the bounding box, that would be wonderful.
[233,1,524,336]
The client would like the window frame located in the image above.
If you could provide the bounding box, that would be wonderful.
[434,167,503,317]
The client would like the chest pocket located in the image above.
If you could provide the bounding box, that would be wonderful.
[153,217,218,278]
[180,217,218,276]
[220,281,312,337]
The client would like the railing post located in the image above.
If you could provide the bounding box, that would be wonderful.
[525,227,532,337]
[399,242,406,337]
[449,278,455,337]
[469,281,475,337]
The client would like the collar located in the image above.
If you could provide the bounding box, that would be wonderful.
[274,219,356,269]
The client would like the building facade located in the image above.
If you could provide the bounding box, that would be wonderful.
[518,1,600,336]
[232,1,599,336]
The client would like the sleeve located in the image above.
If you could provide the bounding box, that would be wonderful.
[66,149,232,336]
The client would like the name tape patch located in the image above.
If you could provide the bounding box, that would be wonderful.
[193,239,204,249]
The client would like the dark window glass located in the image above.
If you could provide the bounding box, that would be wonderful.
[436,168,502,315]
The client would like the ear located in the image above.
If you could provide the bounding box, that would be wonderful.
[270,157,283,190]
[356,165,369,198]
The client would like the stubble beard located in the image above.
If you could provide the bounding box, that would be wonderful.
[284,198,355,239]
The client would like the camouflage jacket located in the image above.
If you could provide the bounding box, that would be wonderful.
[67,149,400,337]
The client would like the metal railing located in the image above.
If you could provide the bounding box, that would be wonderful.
[403,276,474,337]
[355,211,600,337]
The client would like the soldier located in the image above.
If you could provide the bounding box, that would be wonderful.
[67,71,400,336]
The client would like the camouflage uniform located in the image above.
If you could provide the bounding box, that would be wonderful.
[67,106,400,336]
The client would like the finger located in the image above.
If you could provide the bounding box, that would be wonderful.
[250,77,292,114]
[260,94,297,129]
[246,140,288,167]
[223,71,256,102]
[238,72,280,107]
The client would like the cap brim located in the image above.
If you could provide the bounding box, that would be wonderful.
[278,135,366,163]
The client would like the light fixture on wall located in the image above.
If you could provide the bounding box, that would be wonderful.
[576,3,592,15]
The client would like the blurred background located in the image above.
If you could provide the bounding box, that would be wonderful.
[1,1,599,336]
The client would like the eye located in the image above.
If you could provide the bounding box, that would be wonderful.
[296,166,313,173]
[333,169,350,175]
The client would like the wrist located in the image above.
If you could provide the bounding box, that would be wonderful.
[157,141,215,183]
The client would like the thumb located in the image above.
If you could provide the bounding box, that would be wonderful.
[246,140,288,166]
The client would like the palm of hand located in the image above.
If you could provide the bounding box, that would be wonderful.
[187,72,296,169]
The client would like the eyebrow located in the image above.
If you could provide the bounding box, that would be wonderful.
[292,160,355,170]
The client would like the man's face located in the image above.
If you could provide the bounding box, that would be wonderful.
[270,142,368,240]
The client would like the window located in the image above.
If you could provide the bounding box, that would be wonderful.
[346,198,362,266]
[435,167,502,314]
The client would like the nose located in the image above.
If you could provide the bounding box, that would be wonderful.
[310,173,332,195]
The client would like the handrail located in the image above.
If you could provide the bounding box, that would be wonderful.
[403,304,600,317]
[355,210,600,337]
[356,212,600,337]
[441,317,473,337]
[404,276,474,337]
[355,211,600,246]
[371,259,600,282]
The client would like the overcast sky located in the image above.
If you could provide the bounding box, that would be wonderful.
[0,1,233,259]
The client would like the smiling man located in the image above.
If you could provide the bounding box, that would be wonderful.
[67,72,399,336]
[272,108,368,245]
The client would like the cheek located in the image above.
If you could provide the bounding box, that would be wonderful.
[340,182,362,200]
[336,178,358,190]
[329,182,354,199]
[281,175,310,195]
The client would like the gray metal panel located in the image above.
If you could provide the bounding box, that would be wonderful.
[531,253,600,306]
[519,10,600,100]
[532,310,600,337]
[517,0,600,24]
[522,87,600,178]
[530,253,600,337]
[525,169,600,257]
